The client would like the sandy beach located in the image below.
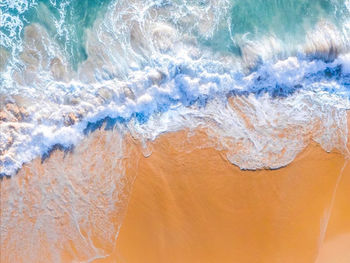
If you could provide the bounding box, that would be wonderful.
[112,130,350,263]
[2,120,349,262]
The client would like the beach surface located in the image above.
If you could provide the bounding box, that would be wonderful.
[1,117,349,262]
[112,130,350,263]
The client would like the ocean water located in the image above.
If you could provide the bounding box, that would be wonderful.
[1,0,350,176]
[1,1,350,262]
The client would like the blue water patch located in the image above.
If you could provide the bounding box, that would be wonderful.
[200,0,349,56]
[0,0,112,67]
[41,143,73,163]
[88,57,350,138]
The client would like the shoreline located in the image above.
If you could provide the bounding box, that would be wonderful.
[2,102,349,179]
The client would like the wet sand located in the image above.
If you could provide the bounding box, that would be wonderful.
[1,120,350,263]
[0,130,140,263]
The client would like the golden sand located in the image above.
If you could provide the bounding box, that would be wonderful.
[1,119,350,262]
[111,130,350,263]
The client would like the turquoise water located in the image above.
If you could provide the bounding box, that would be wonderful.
[230,0,337,37]
[0,0,111,67]
[2,0,350,65]
[34,0,111,66]
[203,0,349,54]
